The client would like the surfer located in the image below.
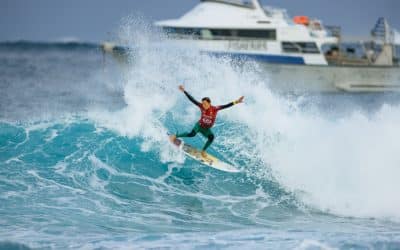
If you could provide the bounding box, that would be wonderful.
[170,85,244,158]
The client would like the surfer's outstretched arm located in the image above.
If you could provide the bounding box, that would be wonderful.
[179,85,200,106]
[184,91,201,106]
[218,96,245,110]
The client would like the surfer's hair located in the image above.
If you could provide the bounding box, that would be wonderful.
[202,97,211,103]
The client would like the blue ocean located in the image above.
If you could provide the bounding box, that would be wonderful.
[1,25,400,249]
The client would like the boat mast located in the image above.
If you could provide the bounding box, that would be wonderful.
[371,18,394,66]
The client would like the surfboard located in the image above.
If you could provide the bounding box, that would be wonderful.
[170,137,240,173]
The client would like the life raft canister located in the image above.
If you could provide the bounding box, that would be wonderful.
[293,16,310,26]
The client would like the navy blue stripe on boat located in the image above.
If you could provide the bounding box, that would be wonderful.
[205,52,305,65]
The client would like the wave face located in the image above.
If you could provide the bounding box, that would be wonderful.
[1,21,400,249]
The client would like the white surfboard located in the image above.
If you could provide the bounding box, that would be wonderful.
[170,137,240,173]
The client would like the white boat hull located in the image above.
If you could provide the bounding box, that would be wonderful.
[258,63,400,93]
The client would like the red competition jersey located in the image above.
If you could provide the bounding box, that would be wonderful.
[198,105,221,128]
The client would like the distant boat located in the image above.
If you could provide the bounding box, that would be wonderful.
[155,0,338,66]
[103,0,400,92]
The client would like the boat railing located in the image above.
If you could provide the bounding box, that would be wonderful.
[200,0,255,9]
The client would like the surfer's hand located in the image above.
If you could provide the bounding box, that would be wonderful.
[179,85,185,92]
[236,96,244,104]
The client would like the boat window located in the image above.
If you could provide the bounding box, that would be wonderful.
[163,27,276,40]
[210,29,232,38]
[163,27,201,36]
[237,29,276,39]
[210,29,276,40]
[200,29,213,40]
[282,42,300,53]
[282,42,320,54]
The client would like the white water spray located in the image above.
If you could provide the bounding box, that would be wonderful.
[94,18,400,221]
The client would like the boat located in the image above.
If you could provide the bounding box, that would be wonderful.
[102,0,400,92]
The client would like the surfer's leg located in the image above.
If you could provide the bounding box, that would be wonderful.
[176,123,200,138]
[176,130,196,138]
[203,134,214,151]
[200,129,215,151]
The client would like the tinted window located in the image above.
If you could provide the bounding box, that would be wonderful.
[210,29,232,37]
[282,42,300,53]
[211,29,276,40]
[237,29,276,39]
[163,27,276,40]
[163,27,200,36]
[282,42,320,54]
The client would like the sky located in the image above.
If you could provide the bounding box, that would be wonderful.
[1,0,399,42]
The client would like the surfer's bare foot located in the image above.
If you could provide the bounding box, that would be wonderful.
[201,151,207,158]
[169,135,176,142]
